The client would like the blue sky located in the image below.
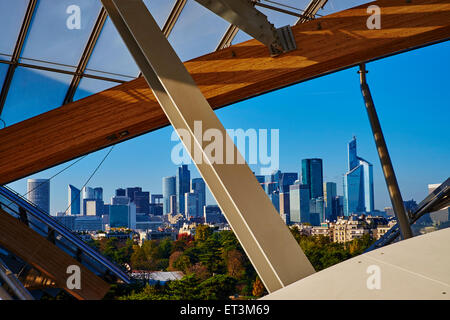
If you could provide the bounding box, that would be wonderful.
[1,1,449,215]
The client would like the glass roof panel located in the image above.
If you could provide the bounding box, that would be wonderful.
[1,67,72,126]
[0,0,29,57]
[321,0,372,15]
[0,63,8,87]
[84,16,139,79]
[168,0,229,62]
[143,0,176,28]
[73,77,120,101]
[20,0,102,70]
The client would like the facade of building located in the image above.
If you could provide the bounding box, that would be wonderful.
[27,178,50,214]
[68,184,81,215]
[109,203,136,229]
[333,215,370,243]
[134,191,150,214]
[279,192,290,225]
[323,182,337,221]
[309,196,325,226]
[301,158,323,199]
[185,191,198,218]
[176,165,190,214]
[343,137,374,215]
[191,178,206,217]
[289,182,310,224]
[162,176,176,214]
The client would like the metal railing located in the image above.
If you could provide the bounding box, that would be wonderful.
[0,185,130,284]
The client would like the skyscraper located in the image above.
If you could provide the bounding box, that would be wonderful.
[191,178,206,216]
[343,137,374,215]
[323,182,337,221]
[301,158,323,199]
[126,187,142,203]
[185,192,198,218]
[280,172,298,193]
[289,182,310,224]
[176,165,190,214]
[115,188,126,197]
[82,186,95,215]
[68,184,81,215]
[134,191,150,214]
[27,179,50,214]
[279,192,290,225]
[93,187,103,201]
[162,176,176,214]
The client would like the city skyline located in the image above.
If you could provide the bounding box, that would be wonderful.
[6,42,450,215]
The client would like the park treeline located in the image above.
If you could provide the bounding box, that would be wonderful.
[88,225,374,300]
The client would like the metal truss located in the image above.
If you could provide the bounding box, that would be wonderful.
[0,0,38,118]
[216,0,327,51]
[63,7,108,105]
[101,0,315,293]
[195,0,295,55]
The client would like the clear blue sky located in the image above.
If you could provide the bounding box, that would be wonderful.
[2,1,449,215]
[7,40,450,215]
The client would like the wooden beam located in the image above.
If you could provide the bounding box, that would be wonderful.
[0,0,449,184]
[0,209,110,300]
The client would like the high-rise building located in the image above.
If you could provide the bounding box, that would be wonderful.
[27,179,50,214]
[301,158,323,199]
[134,191,150,214]
[111,195,130,206]
[343,137,374,215]
[279,192,290,224]
[309,196,325,226]
[185,192,198,218]
[85,199,104,216]
[176,165,190,214]
[162,176,176,214]
[151,194,163,204]
[280,172,298,193]
[82,187,95,200]
[169,195,177,214]
[115,188,126,197]
[109,203,136,229]
[126,187,142,203]
[68,184,81,215]
[93,187,103,201]
[203,205,226,224]
[269,191,279,212]
[191,178,206,217]
[289,182,310,224]
[323,182,337,221]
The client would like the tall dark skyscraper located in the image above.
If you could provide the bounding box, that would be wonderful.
[134,191,150,214]
[176,165,190,214]
[94,187,103,201]
[162,176,176,214]
[301,158,324,199]
[115,188,126,197]
[191,178,206,217]
[126,187,142,203]
[280,172,298,193]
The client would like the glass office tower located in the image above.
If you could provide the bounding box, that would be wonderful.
[162,176,176,214]
[176,165,190,214]
[289,182,310,224]
[68,184,81,215]
[27,179,50,214]
[343,137,374,215]
[191,178,206,217]
[301,158,323,199]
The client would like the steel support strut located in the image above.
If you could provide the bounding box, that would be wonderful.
[358,64,413,240]
[195,0,295,55]
[101,0,315,293]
